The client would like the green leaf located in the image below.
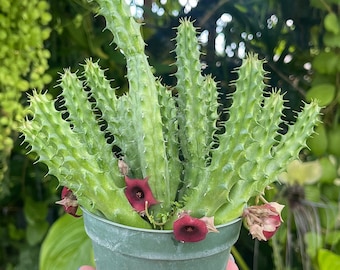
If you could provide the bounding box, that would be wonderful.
[310,0,326,9]
[324,13,339,34]
[318,249,340,270]
[311,73,335,86]
[325,231,340,246]
[312,51,338,74]
[26,221,49,246]
[234,4,247,13]
[8,223,25,241]
[16,246,40,270]
[323,32,340,48]
[304,232,322,259]
[39,214,94,270]
[306,83,335,106]
[318,201,338,228]
[24,197,48,224]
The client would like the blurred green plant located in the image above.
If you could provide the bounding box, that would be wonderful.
[0,0,54,269]
[269,1,340,269]
[39,214,94,270]
[0,0,52,197]
[306,0,340,158]
[305,0,340,267]
[269,156,340,270]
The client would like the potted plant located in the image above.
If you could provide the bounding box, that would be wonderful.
[21,0,321,269]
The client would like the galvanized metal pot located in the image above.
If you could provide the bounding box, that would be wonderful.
[83,208,242,270]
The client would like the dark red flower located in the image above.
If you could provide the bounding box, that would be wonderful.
[173,213,208,242]
[55,187,81,217]
[124,176,158,212]
[243,202,284,241]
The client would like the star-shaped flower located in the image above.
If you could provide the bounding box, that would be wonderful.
[173,212,209,242]
[124,176,158,212]
[55,187,81,217]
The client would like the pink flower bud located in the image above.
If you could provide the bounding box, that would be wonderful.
[199,216,219,233]
[243,202,284,241]
[55,187,81,217]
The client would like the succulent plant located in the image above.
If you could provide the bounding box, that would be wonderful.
[21,0,320,232]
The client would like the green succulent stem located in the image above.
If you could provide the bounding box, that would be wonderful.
[22,0,321,230]
[22,92,151,228]
[97,0,178,217]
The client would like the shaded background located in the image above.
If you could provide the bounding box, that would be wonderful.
[1,0,340,269]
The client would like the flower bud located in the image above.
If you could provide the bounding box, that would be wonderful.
[243,202,284,241]
[55,187,81,217]
[118,158,129,176]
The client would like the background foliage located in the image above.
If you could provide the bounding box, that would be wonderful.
[1,0,339,269]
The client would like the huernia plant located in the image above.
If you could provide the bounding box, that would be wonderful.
[21,0,320,242]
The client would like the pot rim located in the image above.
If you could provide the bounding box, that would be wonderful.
[81,207,242,234]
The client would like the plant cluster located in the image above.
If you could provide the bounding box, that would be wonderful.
[21,0,321,243]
